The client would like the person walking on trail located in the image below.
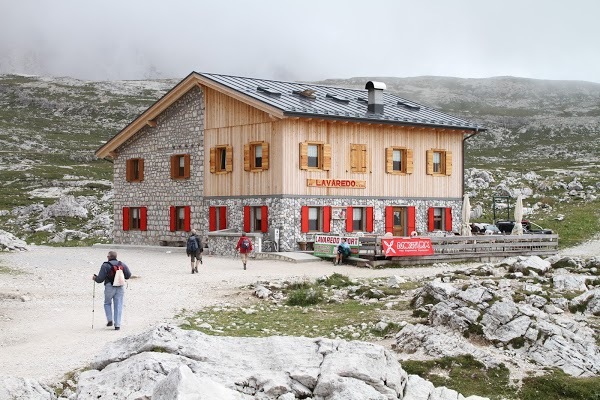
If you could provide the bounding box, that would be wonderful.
[92,251,131,330]
[335,238,351,265]
[186,229,203,274]
[235,232,253,270]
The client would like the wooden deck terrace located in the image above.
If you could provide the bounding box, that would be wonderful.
[350,234,559,268]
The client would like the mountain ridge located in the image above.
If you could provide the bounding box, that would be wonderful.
[0,73,598,246]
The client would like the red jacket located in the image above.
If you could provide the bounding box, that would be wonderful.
[236,236,253,253]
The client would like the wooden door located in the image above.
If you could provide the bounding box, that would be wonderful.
[392,207,405,236]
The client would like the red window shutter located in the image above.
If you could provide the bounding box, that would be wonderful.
[184,206,191,232]
[301,206,309,233]
[261,206,268,233]
[323,206,331,233]
[445,207,453,231]
[122,207,130,231]
[346,206,353,232]
[366,206,374,232]
[385,206,393,234]
[209,207,217,231]
[169,206,176,232]
[219,207,227,230]
[140,207,147,231]
[428,208,435,231]
[408,206,416,234]
[243,206,251,232]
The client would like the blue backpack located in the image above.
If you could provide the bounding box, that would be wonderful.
[187,236,199,253]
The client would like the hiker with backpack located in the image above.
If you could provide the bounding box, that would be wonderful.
[92,251,132,330]
[186,229,203,274]
[235,232,253,270]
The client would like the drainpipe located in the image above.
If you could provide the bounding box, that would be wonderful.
[462,129,480,196]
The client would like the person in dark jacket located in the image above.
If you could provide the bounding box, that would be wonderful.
[187,229,203,274]
[92,250,132,330]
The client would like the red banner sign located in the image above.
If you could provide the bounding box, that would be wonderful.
[381,237,434,257]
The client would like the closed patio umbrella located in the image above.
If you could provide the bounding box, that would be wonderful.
[461,194,472,236]
[511,194,524,235]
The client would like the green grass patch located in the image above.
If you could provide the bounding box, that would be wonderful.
[320,272,354,287]
[401,355,514,400]
[180,301,380,340]
[286,287,324,306]
[0,264,26,275]
[534,199,600,249]
[520,369,600,400]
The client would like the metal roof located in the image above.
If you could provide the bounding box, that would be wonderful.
[199,72,484,131]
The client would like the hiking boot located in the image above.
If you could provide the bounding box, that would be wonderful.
[107,321,113,327]
[194,266,198,273]
[191,269,195,274]
[243,263,246,270]
[114,326,120,331]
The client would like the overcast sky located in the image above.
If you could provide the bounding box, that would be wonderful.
[1,0,599,83]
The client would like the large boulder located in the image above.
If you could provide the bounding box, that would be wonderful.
[0,375,55,399]
[552,274,589,292]
[76,324,408,400]
[0,229,28,251]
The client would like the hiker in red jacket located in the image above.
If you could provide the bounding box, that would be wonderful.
[235,232,253,270]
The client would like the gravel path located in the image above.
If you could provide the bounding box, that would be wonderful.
[1,240,598,386]
[0,245,469,385]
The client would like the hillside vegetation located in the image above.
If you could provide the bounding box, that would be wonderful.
[0,74,598,246]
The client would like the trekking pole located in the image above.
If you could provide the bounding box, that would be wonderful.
[92,280,96,329]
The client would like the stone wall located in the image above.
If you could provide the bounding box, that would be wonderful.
[203,197,462,252]
[113,87,204,245]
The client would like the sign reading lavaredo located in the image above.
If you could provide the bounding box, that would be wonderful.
[307,179,366,189]
[313,235,360,257]
[381,237,434,257]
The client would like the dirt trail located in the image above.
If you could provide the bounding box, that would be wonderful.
[0,245,477,385]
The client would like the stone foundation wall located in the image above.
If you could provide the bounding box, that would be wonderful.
[202,197,462,253]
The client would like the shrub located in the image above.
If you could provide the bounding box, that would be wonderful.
[322,273,353,287]
[286,288,324,306]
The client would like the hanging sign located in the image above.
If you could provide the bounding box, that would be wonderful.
[381,237,434,257]
[307,179,366,189]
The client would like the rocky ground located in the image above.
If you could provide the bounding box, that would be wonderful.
[0,237,599,399]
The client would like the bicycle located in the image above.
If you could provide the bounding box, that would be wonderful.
[262,239,279,252]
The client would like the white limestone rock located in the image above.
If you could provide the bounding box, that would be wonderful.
[403,374,435,400]
[412,280,458,308]
[0,229,28,251]
[0,375,55,399]
[153,364,247,399]
[41,195,88,219]
[552,274,589,292]
[570,288,600,315]
[394,324,501,369]
[253,285,272,299]
[388,275,407,286]
[78,324,408,400]
[513,256,551,275]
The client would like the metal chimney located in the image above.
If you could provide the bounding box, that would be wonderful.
[365,81,386,114]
